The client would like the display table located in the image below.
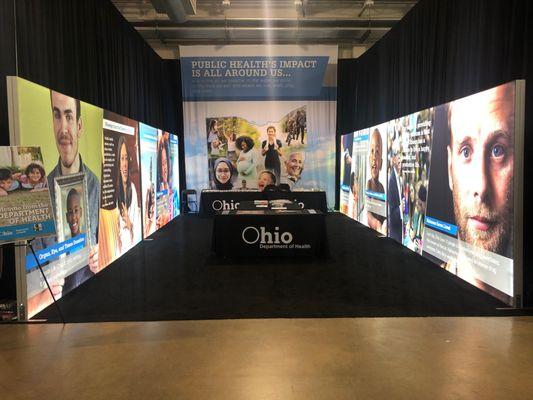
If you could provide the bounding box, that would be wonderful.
[212,209,327,258]
[200,189,327,216]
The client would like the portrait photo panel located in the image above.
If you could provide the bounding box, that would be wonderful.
[139,123,158,238]
[98,111,142,269]
[422,82,517,304]
[364,123,388,235]
[339,132,353,216]
[337,80,522,306]
[169,133,180,218]
[386,109,434,254]
[10,77,103,318]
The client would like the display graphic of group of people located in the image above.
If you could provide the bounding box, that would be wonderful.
[10,78,180,318]
[340,81,518,304]
[206,108,307,191]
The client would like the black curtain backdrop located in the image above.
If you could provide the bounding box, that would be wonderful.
[335,59,358,208]
[12,0,182,136]
[0,0,16,299]
[337,0,532,305]
[0,0,184,302]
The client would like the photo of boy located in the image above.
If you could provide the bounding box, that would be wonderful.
[65,188,83,239]
[0,168,21,196]
[56,178,88,244]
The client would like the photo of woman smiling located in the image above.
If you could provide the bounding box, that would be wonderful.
[116,135,141,254]
[213,158,235,190]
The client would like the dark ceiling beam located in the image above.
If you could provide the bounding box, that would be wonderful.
[139,28,387,40]
[137,27,391,37]
[133,18,398,29]
[150,0,196,23]
[146,37,385,45]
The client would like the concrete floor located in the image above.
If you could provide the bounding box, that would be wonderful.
[1,317,533,399]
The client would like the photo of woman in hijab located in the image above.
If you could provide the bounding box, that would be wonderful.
[213,158,235,190]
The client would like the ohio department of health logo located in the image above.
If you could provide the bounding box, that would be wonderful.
[212,199,239,211]
[241,226,293,245]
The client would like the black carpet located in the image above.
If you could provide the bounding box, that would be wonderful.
[36,213,521,322]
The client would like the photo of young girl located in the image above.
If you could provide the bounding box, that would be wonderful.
[20,163,47,190]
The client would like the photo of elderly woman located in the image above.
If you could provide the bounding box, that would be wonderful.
[213,158,234,190]
[235,136,258,189]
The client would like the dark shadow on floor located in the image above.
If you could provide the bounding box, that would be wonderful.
[36,213,526,322]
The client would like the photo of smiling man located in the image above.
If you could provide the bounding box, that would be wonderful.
[47,90,100,275]
[422,81,518,304]
[11,77,103,318]
[364,124,387,234]
[280,151,305,190]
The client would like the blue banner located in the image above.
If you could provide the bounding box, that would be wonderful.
[0,220,55,242]
[139,123,158,142]
[25,234,87,270]
[425,216,458,236]
[181,56,333,101]
[353,132,369,142]
[365,190,386,201]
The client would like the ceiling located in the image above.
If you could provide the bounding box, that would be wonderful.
[112,0,418,59]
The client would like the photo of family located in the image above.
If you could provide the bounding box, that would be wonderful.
[0,146,55,243]
[206,106,307,191]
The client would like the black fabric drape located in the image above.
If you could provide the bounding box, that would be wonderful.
[11,0,185,188]
[162,60,186,191]
[337,0,532,305]
[0,0,17,300]
[12,0,181,135]
[336,59,358,137]
[0,0,16,145]
[338,0,531,132]
[335,59,358,207]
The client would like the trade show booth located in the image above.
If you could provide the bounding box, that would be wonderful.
[0,0,531,323]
